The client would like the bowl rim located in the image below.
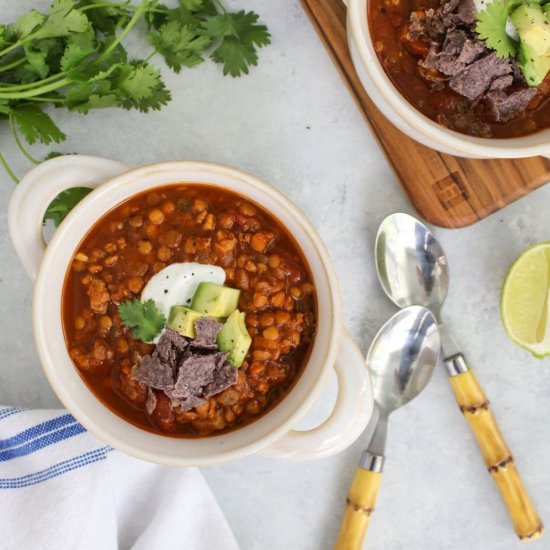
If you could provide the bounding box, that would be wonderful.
[33,160,343,466]
[347,0,550,158]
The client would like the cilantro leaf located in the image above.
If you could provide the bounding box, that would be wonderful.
[76,0,132,34]
[19,43,51,81]
[116,63,161,99]
[44,151,73,159]
[65,78,119,113]
[148,21,211,72]
[11,105,66,145]
[200,14,235,37]
[476,0,521,58]
[211,37,257,76]
[179,0,204,10]
[33,0,90,40]
[43,186,92,226]
[118,299,166,342]
[203,11,270,76]
[114,63,172,111]
[15,11,46,39]
[11,39,65,83]
[60,40,96,72]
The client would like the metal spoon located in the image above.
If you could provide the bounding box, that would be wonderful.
[335,306,440,550]
[375,212,543,541]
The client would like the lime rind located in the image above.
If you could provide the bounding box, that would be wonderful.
[501,241,550,358]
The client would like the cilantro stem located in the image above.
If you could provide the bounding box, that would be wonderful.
[0,57,25,73]
[99,0,149,61]
[0,42,23,60]
[80,2,166,14]
[0,78,70,99]
[80,2,132,11]
[0,73,66,92]
[27,96,65,103]
[0,150,19,183]
[9,114,40,165]
[212,0,228,14]
[144,49,157,63]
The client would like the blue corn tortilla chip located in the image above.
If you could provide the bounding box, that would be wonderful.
[132,318,237,414]
[133,355,174,390]
[155,328,189,367]
[194,317,222,347]
[204,362,238,397]
[168,354,221,399]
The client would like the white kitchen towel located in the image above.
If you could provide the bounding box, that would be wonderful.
[0,407,239,550]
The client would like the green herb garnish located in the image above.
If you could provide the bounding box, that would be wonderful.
[43,186,92,226]
[476,0,521,58]
[118,298,166,342]
[0,0,271,182]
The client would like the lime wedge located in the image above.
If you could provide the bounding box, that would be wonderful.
[501,242,550,357]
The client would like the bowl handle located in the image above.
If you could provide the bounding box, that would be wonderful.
[259,327,372,461]
[8,155,130,281]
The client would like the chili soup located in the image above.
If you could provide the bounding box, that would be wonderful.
[62,184,317,437]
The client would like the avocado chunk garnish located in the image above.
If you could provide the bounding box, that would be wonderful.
[190,282,241,318]
[511,3,550,56]
[167,306,216,338]
[517,40,550,85]
[217,310,252,367]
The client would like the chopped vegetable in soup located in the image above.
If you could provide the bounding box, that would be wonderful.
[370,0,550,137]
[63,185,317,437]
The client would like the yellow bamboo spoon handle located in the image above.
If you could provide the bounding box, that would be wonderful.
[448,364,543,541]
[335,461,382,550]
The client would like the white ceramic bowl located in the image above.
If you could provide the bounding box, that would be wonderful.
[8,155,373,466]
[347,0,550,158]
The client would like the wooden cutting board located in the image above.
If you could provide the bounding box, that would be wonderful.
[301,0,550,228]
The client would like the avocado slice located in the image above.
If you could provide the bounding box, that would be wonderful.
[190,282,240,318]
[511,3,550,56]
[517,40,550,86]
[216,310,252,367]
[168,306,210,338]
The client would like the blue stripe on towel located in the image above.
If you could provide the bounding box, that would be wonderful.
[0,423,86,462]
[0,408,29,420]
[0,446,112,489]
[0,414,75,450]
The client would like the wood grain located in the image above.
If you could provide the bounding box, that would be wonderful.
[301,0,550,228]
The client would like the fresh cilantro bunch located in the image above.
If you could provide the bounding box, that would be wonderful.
[0,0,270,184]
[118,298,166,342]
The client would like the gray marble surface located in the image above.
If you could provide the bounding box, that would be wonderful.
[1,1,550,549]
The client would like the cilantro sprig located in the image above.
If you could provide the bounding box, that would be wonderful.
[0,0,271,185]
[118,298,166,342]
[43,186,92,226]
[476,0,522,58]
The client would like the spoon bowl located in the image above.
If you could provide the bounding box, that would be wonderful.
[367,306,440,417]
[375,213,449,315]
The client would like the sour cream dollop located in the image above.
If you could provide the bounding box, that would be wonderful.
[141,262,226,318]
